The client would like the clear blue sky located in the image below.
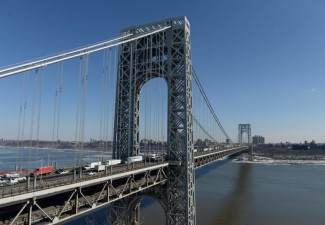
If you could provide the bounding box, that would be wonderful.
[0,0,325,143]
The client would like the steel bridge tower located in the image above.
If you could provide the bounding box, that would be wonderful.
[238,123,253,160]
[112,17,195,225]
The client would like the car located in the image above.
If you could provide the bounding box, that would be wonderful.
[88,172,97,176]
[16,177,26,182]
[83,165,91,171]
[8,178,19,185]
[56,169,70,175]
[0,179,7,185]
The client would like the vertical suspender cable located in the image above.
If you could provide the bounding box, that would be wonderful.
[17,77,24,147]
[75,58,81,145]
[16,75,26,169]
[56,63,63,143]
[52,68,58,144]
[52,62,63,147]
[99,50,105,158]
[29,70,37,148]
[35,69,42,147]
[149,34,153,156]
[80,55,89,159]
[143,37,148,155]
[74,57,82,166]
[99,50,106,150]
[112,47,118,155]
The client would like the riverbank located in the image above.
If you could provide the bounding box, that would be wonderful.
[235,153,325,165]
[235,146,325,165]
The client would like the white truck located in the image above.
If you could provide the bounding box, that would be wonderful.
[83,161,102,171]
[126,156,143,164]
[95,164,106,172]
[90,162,102,169]
[5,173,20,178]
[105,159,121,166]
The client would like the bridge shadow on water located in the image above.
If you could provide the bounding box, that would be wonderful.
[195,157,234,179]
[194,154,253,225]
[211,162,252,225]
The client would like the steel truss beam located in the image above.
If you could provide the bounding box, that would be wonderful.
[0,165,168,225]
[194,147,248,168]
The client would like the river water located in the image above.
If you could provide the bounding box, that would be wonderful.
[0,147,111,171]
[140,161,325,225]
[1,148,325,225]
[66,160,325,225]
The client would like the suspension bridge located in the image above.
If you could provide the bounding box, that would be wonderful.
[0,17,251,225]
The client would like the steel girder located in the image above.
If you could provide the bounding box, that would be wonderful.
[112,17,196,225]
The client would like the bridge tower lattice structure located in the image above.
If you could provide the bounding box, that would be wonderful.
[111,17,196,225]
[238,123,253,160]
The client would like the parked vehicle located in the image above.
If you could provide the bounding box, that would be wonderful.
[88,172,96,176]
[126,156,143,164]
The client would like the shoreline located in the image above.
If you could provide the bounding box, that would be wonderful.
[0,145,112,154]
[234,155,325,166]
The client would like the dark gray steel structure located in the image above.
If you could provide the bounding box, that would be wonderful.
[112,17,195,225]
[238,124,251,145]
[238,124,252,160]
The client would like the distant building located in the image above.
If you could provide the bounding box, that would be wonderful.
[252,135,265,145]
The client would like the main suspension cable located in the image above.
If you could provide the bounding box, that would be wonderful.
[192,68,231,142]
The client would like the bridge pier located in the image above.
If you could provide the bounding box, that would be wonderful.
[28,201,33,225]
[110,197,141,225]
[249,144,254,161]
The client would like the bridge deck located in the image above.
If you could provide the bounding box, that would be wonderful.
[0,146,247,225]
